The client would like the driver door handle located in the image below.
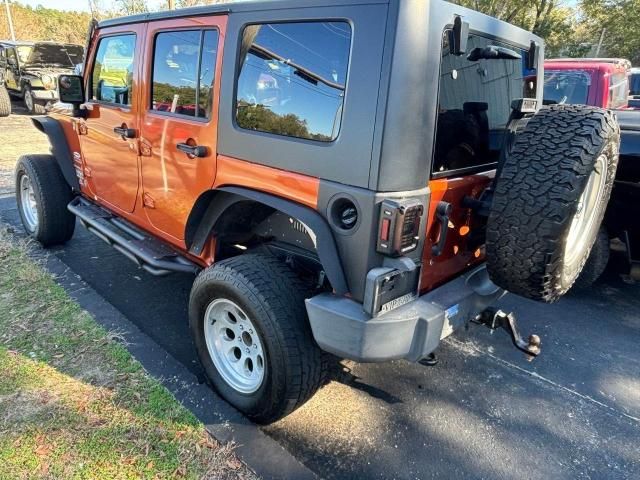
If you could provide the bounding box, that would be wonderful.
[176,143,208,158]
[113,126,137,139]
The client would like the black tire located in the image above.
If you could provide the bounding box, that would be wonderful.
[189,253,327,424]
[0,84,10,117]
[487,105,619,302]
[15,154,76,246]
[573,226,610,289]
[22,85,46,115]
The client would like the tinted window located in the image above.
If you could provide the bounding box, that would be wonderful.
[543,69,591,105]
[630,72,640,97]
[91,35,136,105]
[236,22,351,142]
[434,32,535,175]
[151,30,218,119]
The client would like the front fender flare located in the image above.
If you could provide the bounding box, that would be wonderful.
[188,186,349,295]
[30,116,80,192]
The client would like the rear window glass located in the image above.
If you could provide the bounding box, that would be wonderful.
[433,32,535,175]
[235,21,352,142]
[543,69,591,105]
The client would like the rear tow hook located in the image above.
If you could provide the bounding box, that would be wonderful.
[475,308,541,360]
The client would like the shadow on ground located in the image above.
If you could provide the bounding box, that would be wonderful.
[1,192,638,479]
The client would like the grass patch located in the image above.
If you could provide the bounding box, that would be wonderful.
[0,228,255,480]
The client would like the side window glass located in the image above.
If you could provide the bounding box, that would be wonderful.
[151,29,219,119]
[236,22,352,142]
[198,30,219,119]
[91,34,136,105]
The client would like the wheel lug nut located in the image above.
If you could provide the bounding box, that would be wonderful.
[239,325,244,330]
[245,348,250,354]
[253,344,257,349]
[249,329,253,334]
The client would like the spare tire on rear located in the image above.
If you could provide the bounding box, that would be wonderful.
[486,105,619,302]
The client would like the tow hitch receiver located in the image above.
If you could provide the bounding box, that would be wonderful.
[475,308,541,359]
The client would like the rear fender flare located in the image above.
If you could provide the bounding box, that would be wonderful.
[30,116,80,192]
[187,186,349,295]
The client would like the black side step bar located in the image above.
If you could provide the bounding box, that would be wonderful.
[68,196,200,276]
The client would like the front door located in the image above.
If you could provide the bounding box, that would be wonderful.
[79,26,144,213]
[139,17,225,241]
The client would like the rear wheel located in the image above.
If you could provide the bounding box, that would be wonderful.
[0,84,11,117]
[487,105,619,302]
[189,253,327,424]
[15,154,76,246]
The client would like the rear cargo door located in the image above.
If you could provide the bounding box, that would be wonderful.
[138,16,225,242]
[421,31,537,292]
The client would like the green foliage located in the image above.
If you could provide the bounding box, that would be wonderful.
[0,2,92,45]
[237,102,331,142]
[581,0,640,64]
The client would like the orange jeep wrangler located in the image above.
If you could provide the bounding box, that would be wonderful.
[15,0,619,423]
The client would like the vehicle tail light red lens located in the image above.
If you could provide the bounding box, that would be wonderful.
[376,199,424,257]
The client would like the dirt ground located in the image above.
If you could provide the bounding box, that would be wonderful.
[0,102,50,197]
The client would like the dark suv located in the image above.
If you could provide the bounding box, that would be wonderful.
[15,0,619,423]
[1,41,84,114]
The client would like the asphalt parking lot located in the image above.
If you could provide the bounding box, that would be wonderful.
[1,103,639,479]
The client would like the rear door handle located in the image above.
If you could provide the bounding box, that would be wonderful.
[113,126,137,139]
[177,143,208,158]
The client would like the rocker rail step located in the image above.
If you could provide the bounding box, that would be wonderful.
[67,196,200,276]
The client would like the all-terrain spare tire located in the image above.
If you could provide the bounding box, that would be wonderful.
[15,154,76,246]
[0,85,11,117]
[189,253,327,424]
[486,105,619,302]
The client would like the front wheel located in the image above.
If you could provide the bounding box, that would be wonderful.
[189,253,327,424]
[15,154,76,246]
[22,85,46,115]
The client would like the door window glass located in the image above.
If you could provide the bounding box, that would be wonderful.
[543,69,591,105]
[91,34,136,105]
[434,32,535,175]
[151,29,219,119]
[235,21,352,142]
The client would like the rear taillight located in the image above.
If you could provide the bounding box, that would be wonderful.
[376,199,424,257]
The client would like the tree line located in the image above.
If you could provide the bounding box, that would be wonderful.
[0,0,637,64]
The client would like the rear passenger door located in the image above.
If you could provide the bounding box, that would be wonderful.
[139,17,225,242]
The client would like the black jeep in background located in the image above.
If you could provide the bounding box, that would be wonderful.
[0,41,84,114]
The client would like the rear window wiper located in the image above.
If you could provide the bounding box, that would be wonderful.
[467,46,522,61]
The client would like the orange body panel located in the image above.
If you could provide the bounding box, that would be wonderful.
[214,155,320,209]
[420,172,494,292]
[79,24,146,214]
[139,16,227,241]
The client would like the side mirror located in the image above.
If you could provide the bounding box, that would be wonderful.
[58,75,86,117]
[7,57,16,66]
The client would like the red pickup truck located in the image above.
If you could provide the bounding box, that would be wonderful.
[543,58,640,285]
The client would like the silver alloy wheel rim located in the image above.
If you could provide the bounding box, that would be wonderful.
[19,174,38,232]
[564,154,608,268]
[203,298,265,394]
[24,90,33,112]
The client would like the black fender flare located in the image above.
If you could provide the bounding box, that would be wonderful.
[188,186,349,295]
[31,116,80,192]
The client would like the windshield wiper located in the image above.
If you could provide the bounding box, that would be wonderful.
[467,46,522,61]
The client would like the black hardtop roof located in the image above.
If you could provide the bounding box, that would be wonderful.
[98,0,388,28]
